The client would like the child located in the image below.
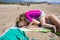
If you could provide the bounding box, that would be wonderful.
[16,13,56,33]
[25,10,58,33]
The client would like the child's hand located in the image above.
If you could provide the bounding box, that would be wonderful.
[32,19,40,24]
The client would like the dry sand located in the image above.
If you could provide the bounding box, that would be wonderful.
[0,4,60,40]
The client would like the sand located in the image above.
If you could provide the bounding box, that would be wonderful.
[0,4,60,40]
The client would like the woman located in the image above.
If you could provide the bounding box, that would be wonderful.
[25,10,60,33]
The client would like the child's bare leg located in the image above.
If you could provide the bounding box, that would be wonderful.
[42,16,56,33]
[47,14,60,32]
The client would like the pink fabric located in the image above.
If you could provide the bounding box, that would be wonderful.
[25,10,42,22]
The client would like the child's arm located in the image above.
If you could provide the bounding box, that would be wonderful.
[32,19,40,24]
[27,22,33,28]
[27,22,38,28]
[25,13,33,22]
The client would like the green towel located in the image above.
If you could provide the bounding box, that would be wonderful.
[0,28,29,40]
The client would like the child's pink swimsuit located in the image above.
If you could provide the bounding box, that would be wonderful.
[25,10,42,22]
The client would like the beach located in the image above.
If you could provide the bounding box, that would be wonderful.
[0,4,60,40]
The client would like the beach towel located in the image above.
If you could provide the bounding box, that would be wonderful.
[19,28,51,33]
[0,27,29,40]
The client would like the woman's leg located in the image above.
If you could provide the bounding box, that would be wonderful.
[47,14,60,32]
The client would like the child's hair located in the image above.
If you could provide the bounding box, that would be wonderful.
[19,14,26,21]
[16,13,28,27]
[16,13,26,22]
